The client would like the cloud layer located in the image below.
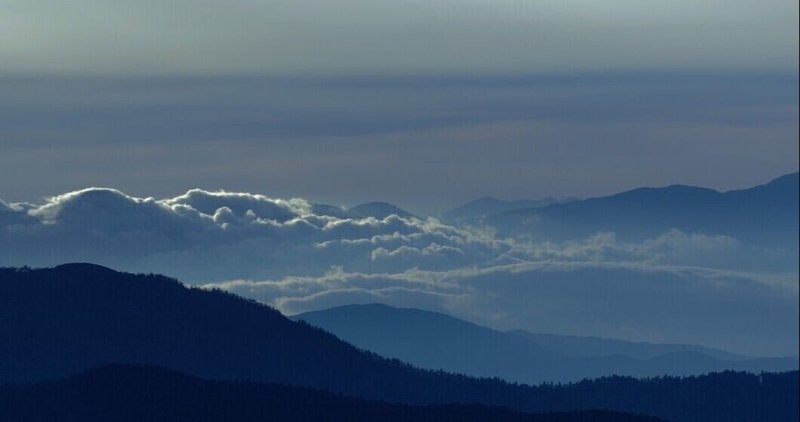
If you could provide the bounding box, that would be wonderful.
[2,0,797,75]
[1,188,508,280]
[1,187,796,356]
[209,263,797,357]
[2,74,796,211]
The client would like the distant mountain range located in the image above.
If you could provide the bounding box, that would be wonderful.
[327,173,797,234]
[1,264,797,421]
[440,197,574,223]
[482,173,798,245]
[347,201,418,219]
[295,304,798,384]
[1,264,526,408]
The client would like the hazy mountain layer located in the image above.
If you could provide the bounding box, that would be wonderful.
[440,197,569,223]
[487,173,798,251]
[1,176,796,357]
[296,304,798,384]
[1,264,797,421]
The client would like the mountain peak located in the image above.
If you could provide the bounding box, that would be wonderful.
[48,262,123,278]
[53,262,115,272]
[763,172,799,188]
[347,202,417,219]
[441,196,563,223]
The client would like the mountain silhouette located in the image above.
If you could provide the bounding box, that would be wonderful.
[295,304,798,384]
[484,173,799,265]
[347,201,418,219]
[0,263,558,409]
[0,364,664,422]
[494,172,798,240]
[1,264,797,421]
[441,196,570,223]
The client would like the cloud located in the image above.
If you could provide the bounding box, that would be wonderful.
[0,199,36,227]
[0,187,509,280]
[510,231,744,267]
[205,262,798,357]
[0,187,784,280]
[1,0,796,75]
[1,74,796,211]
[1,186,797,355]
[161,189,311,222]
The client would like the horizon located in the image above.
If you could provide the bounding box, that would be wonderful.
[2,170,797,356]
[1,1,798,415]
[2,169,796,217]
[4,1,797,209]
[2,71,797,213]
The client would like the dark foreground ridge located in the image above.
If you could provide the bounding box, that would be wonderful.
[1,264,797,422]
[0,364,662,422]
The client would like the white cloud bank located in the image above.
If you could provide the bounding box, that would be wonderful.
[0,187,509,280]
[0,187,796,355]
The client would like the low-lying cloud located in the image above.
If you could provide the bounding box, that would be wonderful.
[0,187,509,280]
[208,263,797,357]
[1,187,796,356]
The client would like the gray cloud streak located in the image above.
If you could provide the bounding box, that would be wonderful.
[1,0,797,75]
[0,74,796,211]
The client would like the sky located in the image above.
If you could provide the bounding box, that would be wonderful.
[1,0,797,75]
[0,1,798,355]
[0,0,798,213]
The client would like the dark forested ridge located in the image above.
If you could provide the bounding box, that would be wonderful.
[0,263,589,411]
[1,264,797,421]
[0,365,663,422]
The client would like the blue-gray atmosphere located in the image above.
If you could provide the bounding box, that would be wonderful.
[1,1,797,420]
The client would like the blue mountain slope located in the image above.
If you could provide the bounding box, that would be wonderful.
[440,197,567,223]
[509,331,742,360]
[295,303,798,384]
[484,173,799,257]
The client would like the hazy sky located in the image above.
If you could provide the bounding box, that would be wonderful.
[2,0,797,75]
[1,1,798,353]
[1,0,798,212]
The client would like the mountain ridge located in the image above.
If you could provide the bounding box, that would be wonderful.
[4,364,663,422]
[1,264,797,422]
[441,196,569,223]
[347,201,417,219]
[482,172,799,260]
[295,303,798,384]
